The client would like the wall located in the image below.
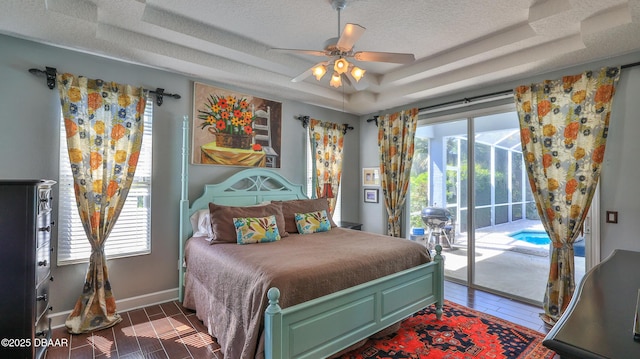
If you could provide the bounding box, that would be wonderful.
[358,52,640,261]
[358,119,387,233]
[0,34,360,323]
[599,66,640,257]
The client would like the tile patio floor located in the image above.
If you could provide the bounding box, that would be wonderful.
[418,219,586,304]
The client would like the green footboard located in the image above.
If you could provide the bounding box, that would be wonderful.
[264,246,444,359]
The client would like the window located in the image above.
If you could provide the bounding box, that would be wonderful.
[57,100,153,265]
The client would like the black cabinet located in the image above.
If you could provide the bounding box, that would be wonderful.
[543,249,640,359]
[336,221,362,230]
[0,180,55,359]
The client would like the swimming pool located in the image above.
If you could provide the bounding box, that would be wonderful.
[508,229,585,257]
[508,230,551,245]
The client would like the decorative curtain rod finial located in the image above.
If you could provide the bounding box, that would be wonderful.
[148,88,181,106]
[296,115,310,128]
[366,115,379,127]
[342,123,354,135]
[29,66,57,89]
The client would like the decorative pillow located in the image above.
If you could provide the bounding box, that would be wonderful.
[208,202,288,243]
[277,198,337,233]
[294,210,332,234]
[189,209,213,241]
[234,215,281,244]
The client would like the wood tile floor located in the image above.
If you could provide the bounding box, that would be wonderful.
[44,281,551,359]
[444,280,551,334]
[45,301,222,359]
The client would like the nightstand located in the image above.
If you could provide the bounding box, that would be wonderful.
[336,221,362,230]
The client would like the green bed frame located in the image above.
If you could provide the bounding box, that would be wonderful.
[178,117,444,358]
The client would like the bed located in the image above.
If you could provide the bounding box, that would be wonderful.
[178,120,444,359]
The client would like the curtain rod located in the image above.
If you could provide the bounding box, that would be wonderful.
[295,115,354,135]
[364,90,513,126]
[28,66,181,106]
[418,89,514,113]
[417,61,640,113]
[367,61,640,125]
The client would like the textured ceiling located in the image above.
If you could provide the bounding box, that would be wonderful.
[1,0,639,115]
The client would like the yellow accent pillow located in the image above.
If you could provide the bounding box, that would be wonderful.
[294,210,332,234]
[233,215,281,244]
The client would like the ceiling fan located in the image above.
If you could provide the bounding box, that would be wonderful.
[271,0,415,89]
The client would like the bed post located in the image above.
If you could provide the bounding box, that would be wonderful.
[179,115,189,302]
[433,244,444,319]
[264,287,283,359]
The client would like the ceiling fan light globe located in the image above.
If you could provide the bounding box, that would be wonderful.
[330,72,342,88]
[312,64,327,81]
[334,58,349,74]
[351,66,365,82]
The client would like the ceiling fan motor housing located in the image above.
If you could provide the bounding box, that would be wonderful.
[331,0,349,11]
[323,38,354,56]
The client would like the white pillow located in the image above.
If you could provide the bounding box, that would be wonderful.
[189,209,213,241]
[189,202,271,242]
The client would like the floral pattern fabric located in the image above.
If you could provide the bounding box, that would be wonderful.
[234,215,281,244]
[197,94,255,135]
[294,210,332,234]
[378,109,418,237]
[309,119,344,214]
[58,73,146,334]
[513,66,620,324]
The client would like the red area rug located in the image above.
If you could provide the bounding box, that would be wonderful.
[340,300,555,359]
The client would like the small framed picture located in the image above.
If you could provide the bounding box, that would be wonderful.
[364,188,379,203]
[362,167,380,186]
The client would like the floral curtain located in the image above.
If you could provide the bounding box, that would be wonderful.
[513,66,620,325]
[309,119,344,214]
[378,108,419,237]
[57,73,147,333]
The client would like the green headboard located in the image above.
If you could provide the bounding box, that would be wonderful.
[178,114,308,300]
[178,166,307,300]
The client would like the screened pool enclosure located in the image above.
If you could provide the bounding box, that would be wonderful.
[409,115,539,236]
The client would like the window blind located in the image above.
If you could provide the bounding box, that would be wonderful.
[57,99,153,265]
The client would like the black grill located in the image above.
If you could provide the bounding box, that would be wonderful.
[420,207,452,229]
[420,207,455,249]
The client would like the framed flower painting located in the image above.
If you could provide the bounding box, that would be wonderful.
[192,82,282,167]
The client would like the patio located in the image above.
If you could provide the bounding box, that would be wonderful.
[418,219,586,304]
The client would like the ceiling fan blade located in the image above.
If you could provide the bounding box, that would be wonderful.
[336,23,365,52]
[291,61,329,83]
[354,51,415,64]
[343,72,368,91]
[291,69,312,83]
[270,48,328,57]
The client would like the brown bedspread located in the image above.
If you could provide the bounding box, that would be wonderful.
[182,227,431,359]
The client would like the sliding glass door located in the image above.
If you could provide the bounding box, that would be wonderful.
[411,119,469,283]
[409,108,588,305]
[471,112,551,302]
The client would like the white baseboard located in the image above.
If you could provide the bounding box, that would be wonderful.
[50,288,180,329]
